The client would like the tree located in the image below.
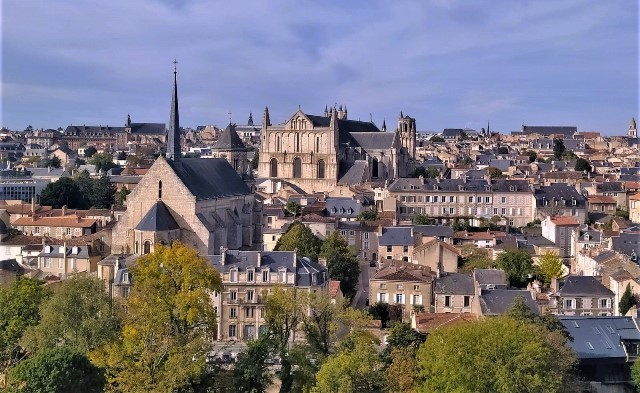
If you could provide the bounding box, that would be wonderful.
[312,331,385,393]
[91,173,116,208]
[380,322,425,366]
[233,337,272,393]
[507,296,573,343]
[91,242,222,392]
[619,283,637,316]
[89,152,117,173]
[368,302,390,328]
[321,231,360,300]
[485,166,505,179]
[459,247,495,272]
[522,150,537,162]
[38,156,61,169]
[6,347,105,393]
[303,291,337,357]
[264,286,305,393]
[412,167,440,179]
[21,274,121,355]
[496,249,533,288]
[251,151,259,170]
[414,214,435,225]
[357,210,378,222]
[615,207,630,219]
[84,146,97,158]
[39,177,86,208]
[0,278,50,372]
[284,201,302,218]
[574,157,591,172]
[536,250,564,285]
[633,359,640,390]
[430,136,445,143]
[553,138,566,159]
[386,348,418,393]
[115,186,131,206]
[497,146,509,154]
[416,317,576,393]
[275,221,322,262]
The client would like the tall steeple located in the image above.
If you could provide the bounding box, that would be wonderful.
[248,112,254,126]
[167,60,181,161]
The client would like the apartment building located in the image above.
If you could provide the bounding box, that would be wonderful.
[386,178,534,227]
[36,244,100,279]
[210,249,328,341]
[551,276,616,316]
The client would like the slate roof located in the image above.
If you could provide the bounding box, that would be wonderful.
[135,201,180,231]
[213,124,246,150]
[166,158,251,201]
[325,197,365,218]
[129,122,165,135]
[434,273,474,295]
[534,184,587,207]
[38,245,93,258]
[558,316,638,359]
[596,182,625,193]
[388,178,530,193]
[209,250,328,287]
[610,232,640,259]
[0,258,23,275]
[371,260,435,282]
[559,276,615,297]
[337,160,368,186]
[473,269,508,287]
[348,132,395,150]
[378,227,414,246]
[522,126,577,137]
[479,290,539,316]
[412,225,454,238]
[64,125,123,135]
[0,219,7,235]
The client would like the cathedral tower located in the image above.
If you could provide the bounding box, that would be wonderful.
[397,112,416,159]
[629,117,637,138]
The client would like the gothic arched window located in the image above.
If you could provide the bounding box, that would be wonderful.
[158,180,163,199]
[143,241,151,254]
[293,157,302,178]
[276,135,281,151]
[316,136,320,152]
[317,160,325,179]
[295,133,300,152]
[372,157,379,178]
[270,158,278,177]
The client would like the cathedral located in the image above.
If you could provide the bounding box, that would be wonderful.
[111,67,260,256]
[257,106,417,193]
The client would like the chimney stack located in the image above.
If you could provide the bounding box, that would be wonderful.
[31,197,36,219]
[62,205,67,216]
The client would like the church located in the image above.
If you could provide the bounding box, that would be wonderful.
[257,106,417,193]
[111,67,261,256]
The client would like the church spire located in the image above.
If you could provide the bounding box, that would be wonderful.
[382,118,387,132]
[167,60,181,161]
[248,112,254,126]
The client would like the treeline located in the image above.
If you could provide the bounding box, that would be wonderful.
[39,170,117,209]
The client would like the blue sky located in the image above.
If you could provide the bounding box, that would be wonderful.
[2,0,638,134]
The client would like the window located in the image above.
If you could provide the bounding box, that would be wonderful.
[395,294,404,304]
[247,290,255,303]
[276,135,281,151]
[43,257,51,268]
[245,306,255,318]
[444,295,451,308]
[230,290,237,303]
[229,324,237,337]
[485,196,491,204]
[397,284,404,290]
[295,133,300,152]
[135,241,139,254]
[158,180,163,199]
[425,196,431,202]
[364,241,369,249]
[293,157,302,178]
[122,272,130,284]
[463,295,470,308]
[230,308,237,318]
[317,160,325,179]
[364,232,369,239]
[270,158,278,177]
[316,136,320,152]
[247,269,254,282]
[380,283,387,289]
[403,246,408,253]
[599,298,610,308]
[501,197,506,204]
[501,208,506,215]
[57,258,63,269]
[449,208,455,214]
[378,292,388,302]
[468,196,473,203]
[412,294,422,305]
[387,245,392,252]
[121,287,130,298]
[143,241,151,254]
[34,226,40,234]
[279,269,286,283]
[372,158,379,178]
[230,270,238,283]
[262,270,269,282]
[433,196,439,203]
[449,196,455,203]
[413,285,420,291]
[477,196,482,203]
[564,299,575,309]
[260,308,266,319]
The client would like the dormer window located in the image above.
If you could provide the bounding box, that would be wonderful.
[72,246,79,255]
[278,269,287,284]
[572,199,577,206]
[45,245,51,253]
[262,269,270,283]
[247,268,255,282]
[230,269,238,283]
[509,185,516,192]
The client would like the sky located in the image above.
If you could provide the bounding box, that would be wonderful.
[1,0,638,135]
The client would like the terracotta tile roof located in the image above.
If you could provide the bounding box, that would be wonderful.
[329,280,341,298]
[550,216,580,226]
[13,215,97,228]
[587,195,617,204]
[629,193,640,201]
[1,234,91,246]
[453,231,507,240]
[372,260,435,282]
[413,312,476,334]
[413,237,461,256]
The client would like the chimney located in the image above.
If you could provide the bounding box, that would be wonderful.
[257,252,261,267]
[62,205,67,216]
[31,197,36,218]
[220,246,227,265]
[419,175,425,185]
[293,248,298,268]
[550,277,559,292]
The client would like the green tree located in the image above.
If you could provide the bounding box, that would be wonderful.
[312,331,385,393]
[303,291,337,357]
[38,156,62,169]
[417,317,576,393]
[574,157,592,172]
[275,221,322,262]
[251,150,259,170]
[380,322,425,366]
[284,201,302,218]
[0,278,50,372]
[497,146,509,154]
[84,146,97,158]
[115,186,131,206]
[485,166,506,179]
[522,150,537,162]
[89,152,117,173]
[459,247,495,272]
[619,283,637,316]
[6,347,105,393]
[615,207,630,219]
[233,337,272,393]
[414,214,435,225]
[553,138,566,159]
[430,136,445,143]
[21,274,120,355]
[357,210,378,222]
[39,177,86,208]
[91,173,116,208]
[91,242,222,392]
[264,286,305,393]
[633,359,640,390]
[507,296,573,343]
[321,231,360,300]
[496,248,533,288]
[386,348,418,393]
[368,302,390,328]
[536,250,564,285]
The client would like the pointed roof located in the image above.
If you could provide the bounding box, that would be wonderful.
[135,201,180,231]
[248,112,254,126]
[381,118,387,131]
[631,117,636,129]
[213,123,246,150]
[167,61,181,161]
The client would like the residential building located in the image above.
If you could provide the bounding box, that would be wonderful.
[36,244,100,279]
[13,215,98,237]
[412,237,460,274]
[551,276,616,316]
[534,184,587,223]
[378,226,416,263]
[587,195,617,214]
[210,249,329,341]
[541,216,580,258]
[369,260,436,320]
[433,272,474,313]
[629,193,640,224]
